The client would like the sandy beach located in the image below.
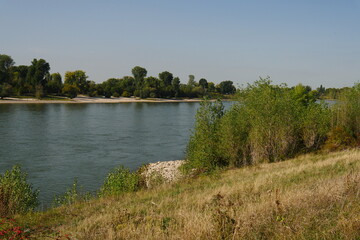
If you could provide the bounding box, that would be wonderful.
[0,96,212,104]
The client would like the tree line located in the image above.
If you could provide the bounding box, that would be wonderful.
[0,54,236,99]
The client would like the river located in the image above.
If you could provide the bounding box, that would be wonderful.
[0,102,232,207]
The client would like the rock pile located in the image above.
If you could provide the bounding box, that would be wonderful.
[142,160,185,188]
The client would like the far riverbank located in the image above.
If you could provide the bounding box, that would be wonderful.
[0,95,232,104]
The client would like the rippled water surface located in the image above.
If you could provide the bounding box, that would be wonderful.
[0,102,232,207]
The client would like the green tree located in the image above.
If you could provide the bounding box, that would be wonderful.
[219,80,236,94]
[0,83,13,99]
[208,82,215,92]
[317,84,326,97]
[12,65,29,95]
[159,71,173,86]
[199,78,208,89]
[62,83,79,98]
[27,58,50,89]
[64,70,88,94]
[47,73,63,94]
[187,75,196,87]
[0,54,15,84]
[293,84,316,106]
[132,66,147,88]
[172,77,181,98]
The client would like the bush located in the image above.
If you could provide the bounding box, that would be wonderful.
[53,178,91,206]
[133,90,140,97]
[122,91,131,97]
[300,102,330,149]
[0,165,39,216]
[186,78,332,173]
[332,83,360,145]
[217,103,250,167]
[323,126,357,151]
[62,84,79,98]
[0,83,13,99]
[184,99,225,172]
[99,166,139,197]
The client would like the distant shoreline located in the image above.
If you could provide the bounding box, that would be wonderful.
[0,96,231,104]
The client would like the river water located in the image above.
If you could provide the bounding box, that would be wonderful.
[0,102,232,207]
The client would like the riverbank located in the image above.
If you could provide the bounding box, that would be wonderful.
[13,149,360,239]
[0,95,226,104]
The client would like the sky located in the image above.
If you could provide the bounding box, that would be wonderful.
[1,0,359,88]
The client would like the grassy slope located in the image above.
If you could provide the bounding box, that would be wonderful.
[19,149,360,239]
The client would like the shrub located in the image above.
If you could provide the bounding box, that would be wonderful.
[62,84,79,99]
[300,102,331,149]
[53,178,91,206]
[99,166,139,197]
[185,99,225,172]
[0,165,39,216]
[133,89,140,97]
[122,91,131,97]
[332,83,360,146]
[0,83,13,99]
[186,78,332,173]
[217,103,250,167]
[323,126,357,151]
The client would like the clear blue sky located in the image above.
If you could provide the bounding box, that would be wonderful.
[1,0,359,88]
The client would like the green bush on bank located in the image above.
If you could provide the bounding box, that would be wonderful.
[185,78,332,172]
[99,166,140,197]
[326,82,360,149]
[0,165,39,216]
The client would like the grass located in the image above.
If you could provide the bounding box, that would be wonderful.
[14,149,360,239]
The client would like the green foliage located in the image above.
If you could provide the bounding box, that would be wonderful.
[334,83,360,140]
[62,84,79,98]
[47,72,63,94]
[159,71,173,86]
[0,54,15,84]
[122,91,131,97]
[186,78,332,173]
[53,178,91,206]
[217,103,250,167]
[0,54,237,99]
[99,166,140,197]
[323,126,357,151]
[187,75,196,87]
[0,165,39,216]
[35,84,45,99]
[218,80,236,94]
[199,78,208,89]
[0,83,13,99]
[238,79,302,163]
[132,66,147,88]
[185,99,225,171]
[64,70,88,94]
[26,58,50,88]
[300,102,330,149]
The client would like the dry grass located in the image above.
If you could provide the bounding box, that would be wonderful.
[18,149,360,239]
